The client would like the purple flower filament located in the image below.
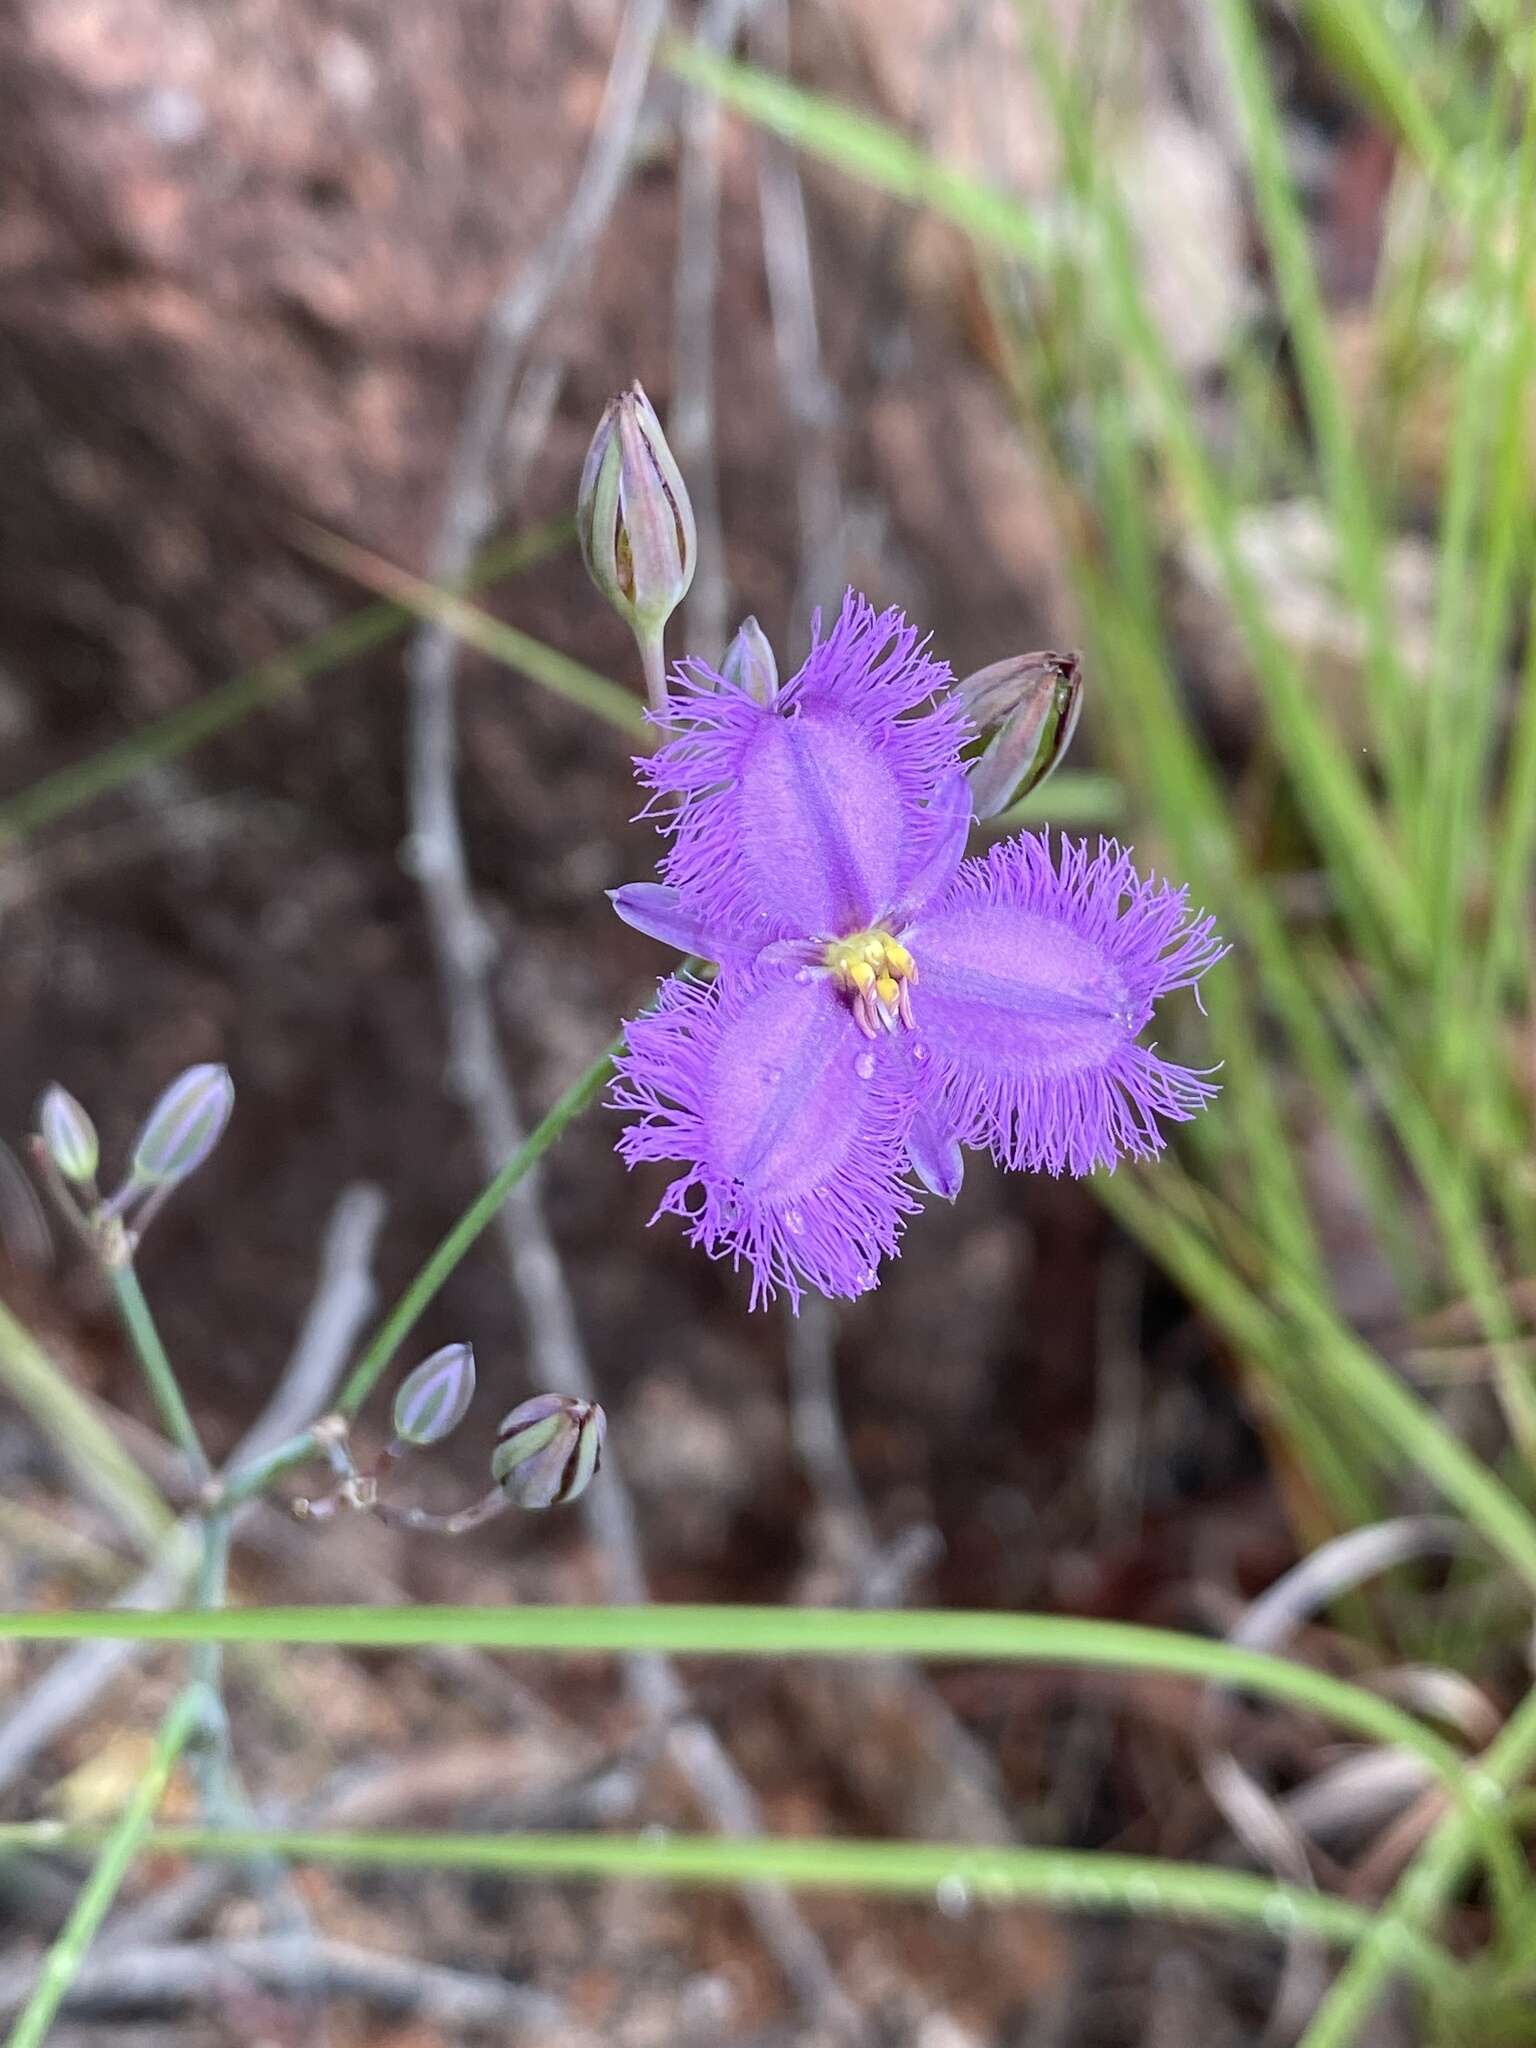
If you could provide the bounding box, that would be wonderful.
[611,592,1225,1309]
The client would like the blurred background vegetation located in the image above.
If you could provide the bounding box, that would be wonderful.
[2,2,1536,2043]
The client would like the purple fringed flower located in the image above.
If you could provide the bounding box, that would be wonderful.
[611,591,1225,1308]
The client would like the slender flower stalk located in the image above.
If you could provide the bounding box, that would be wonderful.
[611,592,1225,1307]
[4,1683,211,2048]
[107,1260,211,1486]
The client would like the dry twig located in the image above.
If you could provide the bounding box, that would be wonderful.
[0,1935,563,2035]
[671,0,763,661]
[750,0,846,633]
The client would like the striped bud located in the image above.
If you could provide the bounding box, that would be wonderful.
[392,1342,476,1448]
[577,383,696,638]
[38,1085,99,1186]
[130,1063,234,1185]
[490,1393,606,1510]
[958,651,1084,820]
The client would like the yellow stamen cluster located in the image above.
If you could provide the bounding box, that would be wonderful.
[824,929,918,1037]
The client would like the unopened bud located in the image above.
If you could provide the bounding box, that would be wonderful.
[720,615,779,705]
[491,1393,606,1510]
[958,651,1083,819]
[130,1063,234,1185]
[577,383,696,638]
[392,1342,476,1447]
[38,1085,99,1186]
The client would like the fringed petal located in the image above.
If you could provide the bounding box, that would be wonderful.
[911,833,1226,1174]
[611,969,923,1308]
[637,591,968,943]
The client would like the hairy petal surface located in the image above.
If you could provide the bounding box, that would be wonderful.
[912,834,1226,1175]
[612,970,921,1308]
[638,591,967,942]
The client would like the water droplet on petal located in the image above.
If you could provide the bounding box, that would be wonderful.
[763,1066,784,1086]
[794,968,814,984]
[854,1051,876,1081]
[783,1208,805,1236]
[911,1041,929,1064]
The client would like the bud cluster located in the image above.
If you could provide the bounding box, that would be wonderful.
[491,1393,606,1510]
[293,1351,605,1535]
[34,1062,235,1255]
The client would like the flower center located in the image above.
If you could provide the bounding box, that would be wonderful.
[823,927,918,1039]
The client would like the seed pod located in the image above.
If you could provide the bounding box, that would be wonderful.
[392,1342,476,1448]
[130,1064,235,1185]
[719,614,779,705]
[957,651,1084,820]
[491,1393,606,1510]
[38,1085,99,1187]
[577,383,696,638]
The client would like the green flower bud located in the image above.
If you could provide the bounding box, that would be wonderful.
[38,1085,99,1186]
[577,383,696,638]
[130,1063,234,1185]
[958,651,1084,820]
[720,615,779,705]
[392,1342,476,1447]
[491,1393,606,1510]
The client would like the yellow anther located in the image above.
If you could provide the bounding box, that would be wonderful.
[823,925,919,1031]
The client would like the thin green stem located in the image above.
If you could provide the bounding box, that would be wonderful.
[1421,48,1533,958]
[213,1429,327,1514]
[1314,960,1536,1457]
[637,622,671,722]
[0,1297,171,1553]
[3,1684,208,2048]
[106,1263,210,1487]
[336,1030,625,1419]
[302,526,646,736]
[0,1602,1487,1782]
[1212,0,1414,817]
[1296,1,1456,188]
[0,521,570,842]
[0,1823,1462,1987]
[332,958,702,1428]
[1099,1171,1536,1591]
[1298,1682,1536,2048]
[1482,589,1536,1016]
